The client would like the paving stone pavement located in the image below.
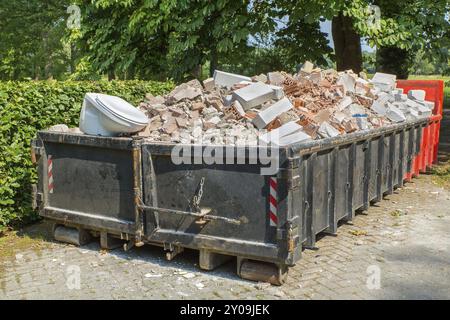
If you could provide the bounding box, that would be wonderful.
[0,175,449,300]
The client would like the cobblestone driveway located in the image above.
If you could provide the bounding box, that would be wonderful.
[1,175,449,300]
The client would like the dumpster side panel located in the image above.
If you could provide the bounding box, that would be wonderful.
[392,132,401,188]
[44,142,135,221]
[368,137,381,202]
[299,155,309,244]
[286,163,303,263]
[405,126,416,181]
[352,142,366,211]
[146,156,275,242]
[335,145,351,221]
[36,132,136,234]
[141,145,293,263]
[383,133,395,195]
[312,150,331,234]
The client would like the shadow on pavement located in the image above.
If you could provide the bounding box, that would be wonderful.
[375,244,450,300]
[17,220,243,283]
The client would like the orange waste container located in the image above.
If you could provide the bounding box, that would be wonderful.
[396,80,444,180]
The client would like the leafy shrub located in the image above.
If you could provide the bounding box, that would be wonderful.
[444,82,449,109]
[0,80,174,230]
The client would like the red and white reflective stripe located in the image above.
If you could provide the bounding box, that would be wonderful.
[48,155,54,194]
[269,177,278,227]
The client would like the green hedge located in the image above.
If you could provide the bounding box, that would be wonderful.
[0,80,174,231]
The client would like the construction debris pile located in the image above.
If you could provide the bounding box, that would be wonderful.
[45,63,424,145]
[136,65,433,146]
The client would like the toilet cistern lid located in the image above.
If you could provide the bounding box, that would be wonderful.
[85,93,148,125]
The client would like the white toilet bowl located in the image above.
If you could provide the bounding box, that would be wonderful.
[80,93,148,136]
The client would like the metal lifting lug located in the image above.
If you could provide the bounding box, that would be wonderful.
[287,223,296,253]
[31,184,43,210]
[276,220,298,253]
[31,146,43,165]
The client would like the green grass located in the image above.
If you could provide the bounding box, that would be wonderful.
[431,160,450,190]
[408,75,450,81]
[0,221,52,261]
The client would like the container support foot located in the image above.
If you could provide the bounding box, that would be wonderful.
[237,258,288,286]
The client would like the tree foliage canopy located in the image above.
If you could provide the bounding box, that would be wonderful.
[0,0,72,80]
[0,0,448,80]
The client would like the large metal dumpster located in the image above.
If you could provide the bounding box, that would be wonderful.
[397,80,445,179]
[31,116,428,285]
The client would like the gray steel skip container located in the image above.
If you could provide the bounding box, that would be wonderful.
[32,118,427,284]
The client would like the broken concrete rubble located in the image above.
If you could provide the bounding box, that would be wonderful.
[355,116,369,130]
[394,93,408,102]
[252,74,268,83]
[337,73,356,93]
[372,72,397,92]
[145,94,165,106]
[213,70,252,88]
[267,72,285,86]
[48,124,70,132]
[386,104,406,123]
[342,119,359,133]
[259,121,303,144]
[419,100,435,111]
[168,83,202,103]
[175,117,189,128]
[408,90,426,101]
[162,117,178,134]
[278,109,300,125]
[318,122,340,138]
[232,82,275,110]
[313,109,331,124]
[338,96,353,111]
[344,104,367,117]
[129,66,432,146]
[355,78,370,95]
[406,100,432,117]
[253,97,293,129]
[269,85,285,100]
[372,101,388,116]
[224,101,246,120]
[333,111,348,124]
[309,71,322,84]
[69,127,83,134]
[278,131,311,146]
[301,61,314,74]
[203,78,215,91]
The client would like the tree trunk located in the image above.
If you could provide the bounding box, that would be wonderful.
[69,43,76,75]
[376,46,412,79]
[45,60,53,80]
[210,47,218,78]
[192,64,202,80]
[332,13,363,73]
[108,69,115,81]
[34,63,40,80]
